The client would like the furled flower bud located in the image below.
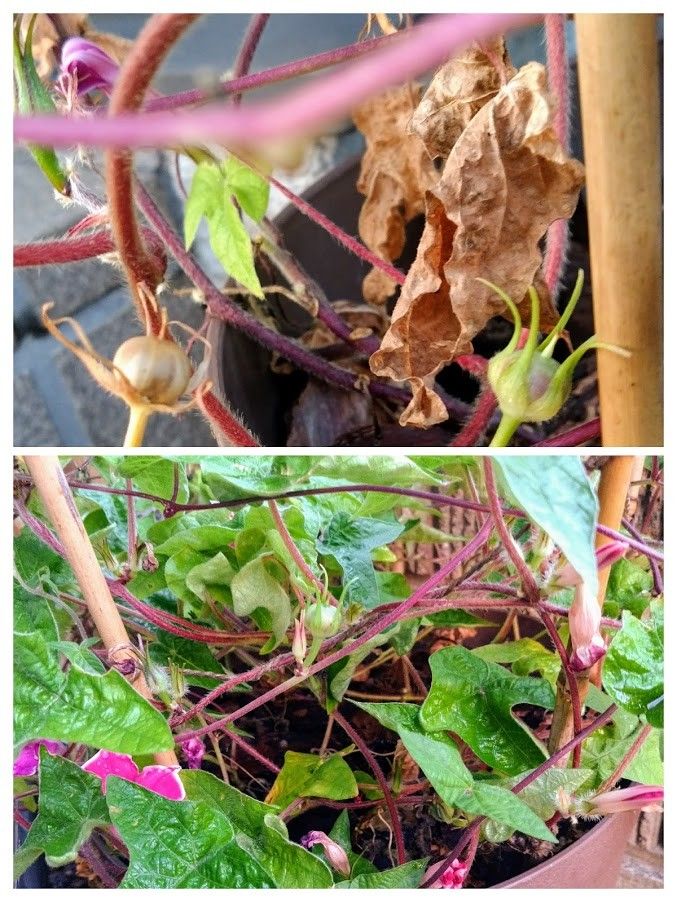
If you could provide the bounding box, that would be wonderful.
[424,858,469,889]
[584,785,663,817]
[292,613,308,666]
[305,601,342,638]
[179,737,206,770]
[61,37,120,95]
[569,582,606,672]
[13,739,67,777]
[300,831,351,876]
[555,540,628,589]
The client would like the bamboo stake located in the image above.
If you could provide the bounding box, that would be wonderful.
[575,15,662,446]
[549,455,637,753]
[24,456,178,767]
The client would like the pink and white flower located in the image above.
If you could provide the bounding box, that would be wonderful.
[82,749,185,801]
[586,784,663,817]
[424,858,469,889]
[300,830,351,876]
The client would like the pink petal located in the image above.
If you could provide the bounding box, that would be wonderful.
[82,749,140,793]
[590,785,663,815]
[137,765,185,801]
[13,740,66,777]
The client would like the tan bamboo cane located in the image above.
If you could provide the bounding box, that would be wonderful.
[24,456,178,767]
[575,15,662,445]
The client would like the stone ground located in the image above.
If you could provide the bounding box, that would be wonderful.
[13,16,565,447]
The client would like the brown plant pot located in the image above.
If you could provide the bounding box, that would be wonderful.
[206,156,593,447]
[494,810,638,888]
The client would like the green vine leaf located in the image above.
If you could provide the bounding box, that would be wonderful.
[184,160,265,298]
[265,751,358,810]
[493,456,599,594]
[14,748,110,878]
[336,858,428,888]
[14,631,173,755]
[231,556,291,651]
[107,778,273,888]
[421,646,554,775]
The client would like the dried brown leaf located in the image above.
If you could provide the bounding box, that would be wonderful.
[409,38,516,160]
[354,84,438,304]
[371,62,585,428]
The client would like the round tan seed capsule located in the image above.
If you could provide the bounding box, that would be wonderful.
[113,335,193,405]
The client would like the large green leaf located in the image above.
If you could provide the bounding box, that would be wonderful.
[337,859,428,889]
[603,608,663,727]
[154,525,239,557]
[14,631,173,754]
[231,556,291,649]
[356,702,554,841]
[266,751,358,810]
[14,748,110,877]
[317,512,404,606]
[182,771,331,887]
[421,646,554,775]
[107,779,273,888]
[494,457,599,594]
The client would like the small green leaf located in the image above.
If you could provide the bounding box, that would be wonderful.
[184,161,223,248]
[317,512,404,606]
[337,858,428,888]
[154,525,238,557]
[149,633,226,690]
[473,639,561,686]
[421,646,554,775]
[266,751,358,810]
[15,748,110,877]
[355,702,554,841]
[107,779,273,888]
[14,581,59,640]
[208,197,264,298]
[51,640,106,674]
[231,556,291,648]
[603,609,663,727]
[494,457,599,595]
[603,558,653,619]
[221,155,270,222]
[328,810,377,877]
[114,456,188,502]
[14,631,173,754]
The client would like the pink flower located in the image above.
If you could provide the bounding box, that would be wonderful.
[179,736,205,770]
[82,749,185,801]
[61,38,120,95]
[424,859,468,889]
[300,831,351,876]
[555,540,628,673]
[587,785,663,817]
[13,739,67,777]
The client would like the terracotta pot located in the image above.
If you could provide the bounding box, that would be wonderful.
[494,810,638,888]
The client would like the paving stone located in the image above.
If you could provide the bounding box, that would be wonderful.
[13,373,62,447]
[55,287,216,447]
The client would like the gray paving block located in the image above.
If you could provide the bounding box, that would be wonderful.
[55,287,216,447]
[13,373,62,447]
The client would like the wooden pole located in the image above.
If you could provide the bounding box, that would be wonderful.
[575,15,662,446]
[24,456,178,767]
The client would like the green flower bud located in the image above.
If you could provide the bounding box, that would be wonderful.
[13,15,69,194]
[305,601,342,638]
[480,270,629,446]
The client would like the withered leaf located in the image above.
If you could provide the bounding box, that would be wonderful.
[409,38,516,161]
[371,62,585,428]
[354,84,438,305]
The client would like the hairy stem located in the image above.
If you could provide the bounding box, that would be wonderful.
[333,708,406,866]
[268,500,337,602]
[105,14,197,327]
[197,388,260,447]
[14,226,166,269]
[231,14,270,104]
[16,15,540,148]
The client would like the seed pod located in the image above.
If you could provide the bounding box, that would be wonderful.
[113,335,192,405]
